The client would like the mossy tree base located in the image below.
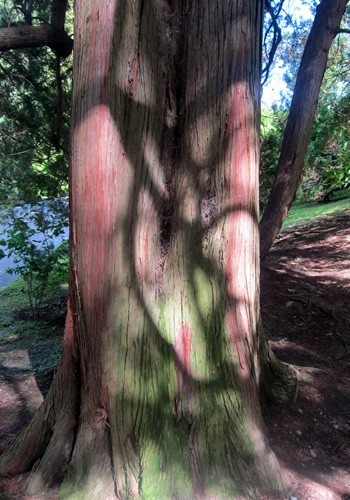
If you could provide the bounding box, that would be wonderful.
[0,321,292,498]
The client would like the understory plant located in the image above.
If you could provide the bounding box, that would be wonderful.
[0,199,68,317]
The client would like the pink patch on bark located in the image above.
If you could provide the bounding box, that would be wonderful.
[144,229,149,268]
[174,324,192,395]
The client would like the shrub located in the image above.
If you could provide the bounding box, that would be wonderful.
[0,199,68,317]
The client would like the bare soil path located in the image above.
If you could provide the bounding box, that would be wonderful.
[262,208,350,499]
[0,208,349,498]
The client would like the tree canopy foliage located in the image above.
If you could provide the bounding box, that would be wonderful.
[0,0,72,206]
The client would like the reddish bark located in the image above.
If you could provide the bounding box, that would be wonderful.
[174,324,192,396]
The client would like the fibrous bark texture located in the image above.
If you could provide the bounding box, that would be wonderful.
[1,1,292,497]
[260,0,349,260]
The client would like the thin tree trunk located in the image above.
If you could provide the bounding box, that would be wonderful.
[51,0,69,32]
[1,1,293,497]
[260,0,349,260]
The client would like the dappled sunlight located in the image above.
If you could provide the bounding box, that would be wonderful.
[0,348,46,410]
[268,219,350,292]
[1,349,32,372]
[281,462,350,499]
[270,339,330,367]
[1,0,349,497]
[66,0,276,494]
[142,135,168,200]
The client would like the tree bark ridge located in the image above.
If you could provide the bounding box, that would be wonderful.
[0,302,79,491]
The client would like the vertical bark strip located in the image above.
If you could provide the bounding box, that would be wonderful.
[174,324,192,399]
[260,0,349,260]
[225,33,258,388]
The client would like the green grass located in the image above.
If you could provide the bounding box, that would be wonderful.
[282,196,350,229]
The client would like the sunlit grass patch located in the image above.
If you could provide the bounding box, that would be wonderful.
[283,196,349,229]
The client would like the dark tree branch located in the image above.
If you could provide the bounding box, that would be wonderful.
[262,0,283,85]
[24,0,35,25]
[337,28,350,34]
[51,0,69,149]
[51,0,68,31]
[0,25,72,57]
[260,0,349,260]
[0,0,72,57]
[52,55,63,151]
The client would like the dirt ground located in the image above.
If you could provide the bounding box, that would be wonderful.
[0,208,349,499]
[261,208,350,500]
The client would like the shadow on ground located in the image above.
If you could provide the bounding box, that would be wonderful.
[0,293,66,456]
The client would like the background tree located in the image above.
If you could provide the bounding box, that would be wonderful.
[260,106,286,205]
[302,25,350,201]
[260,0,349,260]
[260,2,350,205]
[0,0,72,55]
[0,1,293,497]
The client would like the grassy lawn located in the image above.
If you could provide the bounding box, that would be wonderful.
[283,196,350,229]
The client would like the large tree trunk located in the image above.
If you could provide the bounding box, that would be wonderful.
[0,1,293,497]
[260,0,349,260]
